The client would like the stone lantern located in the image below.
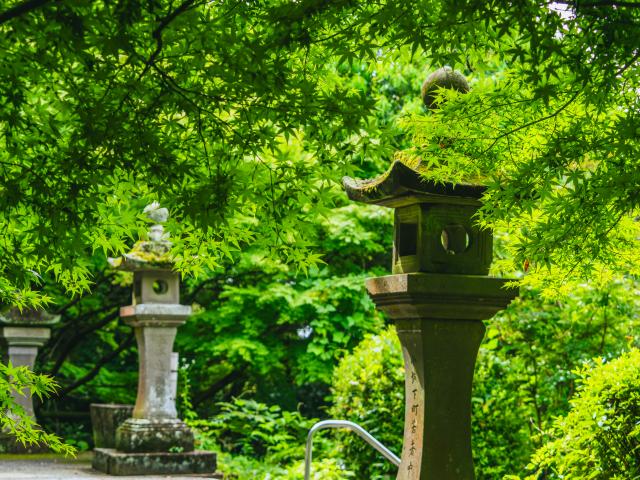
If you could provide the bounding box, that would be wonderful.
[0,308,59,453]
[93,204,216,476]
[343,162,517,477]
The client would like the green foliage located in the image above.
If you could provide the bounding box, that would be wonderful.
[328,327,404,479]
[402,39,640,288]
[29,55,413,427]
[523,349,640,480]
[2,0,639,303]
[0,362,75,456]
[0,0,394,305]
[190,397,356,479]
[472,276,640,477]
[173,202,391,416]
[31,143,396,446]
[215,451,354,480]
[191,398,315,462]
[4,1,640,475]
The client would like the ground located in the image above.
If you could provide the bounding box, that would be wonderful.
[0,453,222,480]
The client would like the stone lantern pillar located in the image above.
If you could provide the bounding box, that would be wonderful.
[93,204,216,476]
[0,308,59,453]
[343,160,517,479]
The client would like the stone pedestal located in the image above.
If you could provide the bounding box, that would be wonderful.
[0,311,59,454]
[123,307,186,421]
[2,328,50,416]
[366,273,517,480]
[115,305,194,454]
[93,305,216,474]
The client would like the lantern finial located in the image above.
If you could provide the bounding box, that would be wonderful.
[421,66,469,109]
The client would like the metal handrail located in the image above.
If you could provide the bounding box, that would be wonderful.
[304,419,400,480]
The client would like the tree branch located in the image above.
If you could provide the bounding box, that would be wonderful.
[192,369,242,406]
[0,0,51,26]
[616,50,640,76]
[56,333,135,399]
[46,309,120,377]
[483,90,582,153]
[137,0,199,79]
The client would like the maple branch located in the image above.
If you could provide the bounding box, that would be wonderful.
[56,333,135,399]
[0,0,51,25]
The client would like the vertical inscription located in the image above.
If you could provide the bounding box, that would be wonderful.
[407,364,421,476]
[396,320,424,480]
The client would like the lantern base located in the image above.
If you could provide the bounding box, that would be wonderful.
[93,448,217,476]
[115,418,194,453]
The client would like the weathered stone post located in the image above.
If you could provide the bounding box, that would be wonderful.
[93,204,216,476]
[0,308,59,453]
[343,161,517,479]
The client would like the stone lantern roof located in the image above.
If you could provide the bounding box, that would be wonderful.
[109,203,173,272]
[342,160,485,208]
[0,308,60,326]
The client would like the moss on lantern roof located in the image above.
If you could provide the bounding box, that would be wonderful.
[109,238,174,272]
[342,160,485,208]
[0,308,60,326]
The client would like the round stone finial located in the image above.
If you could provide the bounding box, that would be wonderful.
[421,66,470,109]
[143,202,169,224]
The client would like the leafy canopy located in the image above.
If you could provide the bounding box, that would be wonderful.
[1,0,639,303]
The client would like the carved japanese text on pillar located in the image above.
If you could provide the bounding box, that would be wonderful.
[408,369,419,476]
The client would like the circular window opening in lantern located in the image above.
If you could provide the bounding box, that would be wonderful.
[440,225,470,255]
[152,279,169,295]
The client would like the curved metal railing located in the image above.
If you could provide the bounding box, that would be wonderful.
[304,419,400,480]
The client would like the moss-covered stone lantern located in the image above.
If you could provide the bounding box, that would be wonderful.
[92,203,216,476]
[343,71,518,480]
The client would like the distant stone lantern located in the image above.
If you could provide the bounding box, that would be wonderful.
[93,203,216,476]
[343,70,517,480]
[0,308,59,453]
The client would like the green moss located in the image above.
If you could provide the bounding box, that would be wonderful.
[114,239,174,271]
[343,159,485,207]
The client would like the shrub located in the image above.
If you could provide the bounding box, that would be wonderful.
[191,398,355,479]
[328,327,404,479]
[215,452,355,480]
[190,398,316,463]
[472,339,533,478]
[523,349,640,480]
